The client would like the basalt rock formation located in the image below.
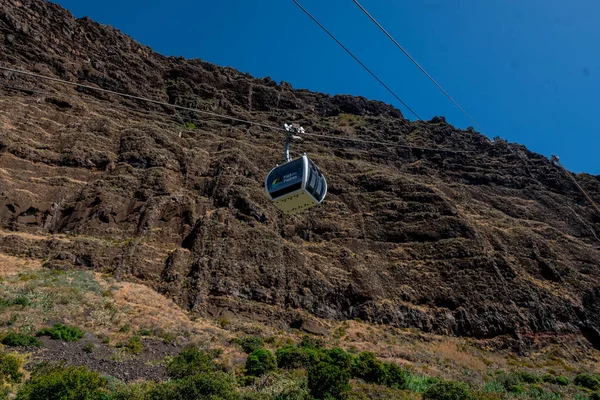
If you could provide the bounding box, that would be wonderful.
[1,0,600,348]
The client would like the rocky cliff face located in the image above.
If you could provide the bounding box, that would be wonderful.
[1,0,600,348]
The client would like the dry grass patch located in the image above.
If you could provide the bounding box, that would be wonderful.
[0,254,42,278]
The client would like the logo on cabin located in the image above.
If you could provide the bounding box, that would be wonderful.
[271,176,283,188]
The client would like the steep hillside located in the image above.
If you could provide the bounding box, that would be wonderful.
[1,0,600,356]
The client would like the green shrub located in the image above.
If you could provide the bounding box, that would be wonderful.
[496,373,523,393]
[119,324,131,333]
[405,375,441,393]
[83,343,96,354]
[15,364,106,400]
[235,336,264,354]
[423,381,474,400]
[166,347,219,379]
[308,362,351,400]
[542,374,569,386]
[245,349,277,377]
[184,122,196,131]
[138,329,153,337]
[121,336,143,354]
[1,333,43,347]
[352,352,388,385]
[555,375,569,386]
[347,351,409,389]
[574,373,600,391]
[590,393,600,400]
[516,371,541,384]
[0,297,29,307]
[148,372,239,400]
[37,324,85,342]
[325,348,354,370]
[0,352,23,383]
[0,387,9,400]
[276,346,325,369]
[298,336,324,349]
[13,297,30,307]
[384,362,410,389]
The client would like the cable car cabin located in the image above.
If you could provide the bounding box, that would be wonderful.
[265,155,327,214]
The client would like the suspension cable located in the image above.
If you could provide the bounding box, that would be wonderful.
[352,0,486,134]
[292,0,422,121]
[553,157,600,215]
[0,65,287,132]
[0,66,469,153]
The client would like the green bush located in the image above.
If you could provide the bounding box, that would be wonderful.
[555,375,569,386]
[15,364,106,400]
[516,371,541,384]
[0,352,23,383]
[83,343,96,354]
[0,387,9,400]
[37,324,84,342]
[298,336,324,349]
[148,372,239,400]
[590,393,600,400]
[383,362,410,389]
[13,297,30,307]
[166,347,219,379]
[245,349,277,377]
[352,352,388,385]
[276,346,325,369]
[574,373,600,391]
[325,348,354,370]
[542,374,554,383]
[1,333,43,347]
[120,336,143,354]
[423,381,474,400]
[308,362,351,400]
[184,122,197,131]
[542,374,569,386]
[236,336,264,354]
[0,297,30,307]
[496,373,523,393]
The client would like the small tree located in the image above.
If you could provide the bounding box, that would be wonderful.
[235,336,264,354]
[15,365,106,400]
[352,352,388,385]
[325,348,354,370]
[308,362,350,400]
[276,346,324,369]
[245,349,276,377]
[166,347,219,379]
[384,362,409,389]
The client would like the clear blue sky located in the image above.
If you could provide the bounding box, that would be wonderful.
[53,0,599,174]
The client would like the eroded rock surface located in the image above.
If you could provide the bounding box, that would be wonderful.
[1,0,600,347]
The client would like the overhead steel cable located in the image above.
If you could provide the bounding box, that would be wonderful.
[0,66,470,154]
[292,0,423,121]
[552,157,600,215]
[0,65,286,133]
[352,0,486,134]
